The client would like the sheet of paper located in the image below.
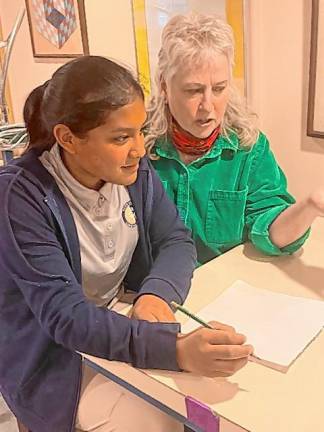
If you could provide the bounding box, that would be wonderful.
[182,280,324,368]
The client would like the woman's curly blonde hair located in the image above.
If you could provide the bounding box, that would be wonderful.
[145,13,259,157]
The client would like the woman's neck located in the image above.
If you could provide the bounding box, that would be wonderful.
[177,150,202,165]
[171,119,220,157]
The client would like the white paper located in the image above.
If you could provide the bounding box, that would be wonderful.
[182,280,324,368]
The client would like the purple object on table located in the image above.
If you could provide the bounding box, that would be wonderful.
[185,396,220,432]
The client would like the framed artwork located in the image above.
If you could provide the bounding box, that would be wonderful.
[307,0,324,138]
[25,0,89,58]
[131,0,247,97]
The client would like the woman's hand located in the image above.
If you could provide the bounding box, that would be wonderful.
[269,186,324,248]
[176,321,253,377]
[129,294,177,323]
[308,187,324,216]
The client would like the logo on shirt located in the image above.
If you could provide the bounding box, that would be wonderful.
[122,201,137,228]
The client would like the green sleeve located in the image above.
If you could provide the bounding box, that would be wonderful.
[245,134,310,256]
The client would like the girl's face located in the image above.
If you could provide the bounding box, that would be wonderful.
[61,97,147,190]
[165,53,230,139]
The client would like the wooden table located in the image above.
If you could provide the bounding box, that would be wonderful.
[83,218,324,432]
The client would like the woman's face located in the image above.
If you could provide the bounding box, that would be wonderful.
[165,53,230,139]
[61,96,146,190]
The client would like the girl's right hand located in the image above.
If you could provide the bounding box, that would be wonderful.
[176,321,253,377]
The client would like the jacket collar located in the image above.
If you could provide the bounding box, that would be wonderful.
[10,150,82,280]
[9,151,152,281]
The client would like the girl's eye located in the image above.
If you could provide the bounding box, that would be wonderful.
[114,135,129,144]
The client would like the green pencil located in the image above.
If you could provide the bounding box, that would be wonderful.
[171,301,213,329]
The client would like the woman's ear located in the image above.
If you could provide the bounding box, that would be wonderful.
[161,80,169,105]
[53,124,79,154]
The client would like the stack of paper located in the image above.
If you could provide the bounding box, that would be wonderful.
[182,280,324,371]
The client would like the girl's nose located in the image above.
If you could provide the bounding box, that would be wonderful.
[130,134,145,159]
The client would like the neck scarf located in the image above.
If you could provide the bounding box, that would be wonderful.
[171,120,220,156]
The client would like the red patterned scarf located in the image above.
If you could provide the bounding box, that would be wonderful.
[171,120,220,156]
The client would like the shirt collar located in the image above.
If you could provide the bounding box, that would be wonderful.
[40,143,114,211]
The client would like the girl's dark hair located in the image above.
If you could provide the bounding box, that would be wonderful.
[23,56,144,154]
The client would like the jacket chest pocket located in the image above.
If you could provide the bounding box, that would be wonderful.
[205,188,248,244]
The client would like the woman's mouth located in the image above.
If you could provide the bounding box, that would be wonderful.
[196,119,215,127]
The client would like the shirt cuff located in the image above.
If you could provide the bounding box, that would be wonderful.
[249,207,310,255]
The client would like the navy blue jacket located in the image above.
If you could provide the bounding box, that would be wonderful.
[0,150,196,432]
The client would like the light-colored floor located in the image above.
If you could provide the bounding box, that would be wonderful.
[0,394,18,432]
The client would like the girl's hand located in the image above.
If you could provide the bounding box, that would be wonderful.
[176,321,254,377]
[129,294,177,323]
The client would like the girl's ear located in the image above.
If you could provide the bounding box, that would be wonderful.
[53,124,80,154]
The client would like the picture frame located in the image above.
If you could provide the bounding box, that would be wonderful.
[25,0,89,58]
[131,0,247,98]
[307,0,324,138]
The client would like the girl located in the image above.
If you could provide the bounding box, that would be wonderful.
[0,56,252,432]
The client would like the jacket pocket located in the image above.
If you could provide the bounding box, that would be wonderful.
[14,358,49,421]
[205,188,248,243]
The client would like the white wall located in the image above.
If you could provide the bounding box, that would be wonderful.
[249,0,324,199]
[84,0,136,70]
[1,0,324,198]
[0,0,137,122]
[0,0,63,122]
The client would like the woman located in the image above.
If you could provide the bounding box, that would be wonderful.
[0,56,252,432]
[147,13,324,265]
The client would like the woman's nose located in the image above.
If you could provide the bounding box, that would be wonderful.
[199,91,214,113]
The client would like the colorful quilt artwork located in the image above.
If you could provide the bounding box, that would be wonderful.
[31,0,77,48]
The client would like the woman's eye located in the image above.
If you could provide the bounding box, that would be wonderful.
[213,86,225,94]
[186,89,200,95]
[140,127,149,135]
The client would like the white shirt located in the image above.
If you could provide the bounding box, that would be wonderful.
[40,144,138,306]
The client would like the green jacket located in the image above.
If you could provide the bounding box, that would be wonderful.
[152,132,309,265]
